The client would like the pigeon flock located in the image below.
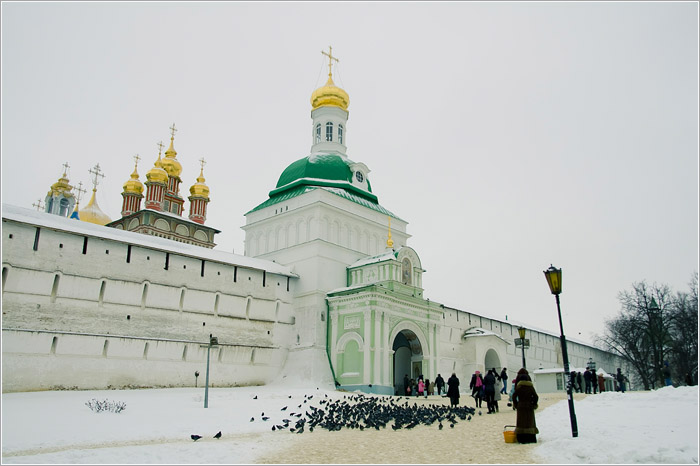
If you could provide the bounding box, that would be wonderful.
[192,392,479,440]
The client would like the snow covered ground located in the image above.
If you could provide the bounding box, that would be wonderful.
[1,383,697,464]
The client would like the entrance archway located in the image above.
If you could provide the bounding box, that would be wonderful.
[392,329,423,395]
[484,348,501,373]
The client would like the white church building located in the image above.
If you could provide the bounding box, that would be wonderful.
[1,50,626,394]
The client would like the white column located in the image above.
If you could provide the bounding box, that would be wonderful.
[331,311,339,377]
[383,313,391,387]
[374,310,382,385]
[363,309,371,385]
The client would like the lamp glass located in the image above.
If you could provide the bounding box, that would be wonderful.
[518,327,526,339]
[544,266,562,295]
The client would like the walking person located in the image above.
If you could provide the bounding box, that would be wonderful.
[500,368,508,394]
[447,372,460,406]
[484,369,496,414]
[469,370,483,408]
[592,370,598,394]
[494,375,502,412]
[663,361,673,386]
[577,371,583,393]
[583,368,592,394]
[513,368,539,444]
[570,371,578,393]
[616,368,627,393]
[403,374,410,397]
[597,372,605,393]
[435,373,445,396]
[418,378,425,397]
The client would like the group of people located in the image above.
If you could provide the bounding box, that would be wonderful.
[569,367,628,394]
[468,367,508,414]
[406,367,540,444]
[402,373,447,398]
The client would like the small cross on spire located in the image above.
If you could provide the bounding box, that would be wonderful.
[133,154,141,166]
[321,46,339,79]
[157,141,165,156]
[32,199,44,211]
[62,161,70,176]
[88,163,105,191]
[169,123,177,140]
[198,157,206,171]
[74,181,87,205]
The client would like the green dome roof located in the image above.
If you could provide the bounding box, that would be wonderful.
[271,153,375,201]
[275,154,365,188]
[246,152,404,219]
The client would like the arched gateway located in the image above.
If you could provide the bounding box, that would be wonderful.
[391,324,428,395]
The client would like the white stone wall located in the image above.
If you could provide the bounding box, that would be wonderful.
[1,329,284,391]
[1,217,297,392]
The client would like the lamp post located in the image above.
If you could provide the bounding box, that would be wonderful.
[544,265,578,438]
[517,326,527,370]
[204,335,218,408]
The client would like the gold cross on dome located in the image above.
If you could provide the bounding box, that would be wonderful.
[62,161,70,175]
[321,46,339,78]
[133,154,141,166]
[32,199,44,211]
[198,157,206,171]
[157,141,165,156]
[88,163,105,190]
[169,123,178,139]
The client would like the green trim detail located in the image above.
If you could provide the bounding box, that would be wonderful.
[245,185,404,221]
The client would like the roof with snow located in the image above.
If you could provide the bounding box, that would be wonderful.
[2,204,297,277]
[348,249,398,268]
[462,327,512,345]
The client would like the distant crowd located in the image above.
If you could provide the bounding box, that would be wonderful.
[568,367,629,394]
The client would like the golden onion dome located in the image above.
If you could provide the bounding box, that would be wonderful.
[146,154,169,184]
[311,75,349,111]
[161,137,183,178]
[79,189,112,225]
[48,171,74,197]
[123,165,144,195]
[189,166,210,199]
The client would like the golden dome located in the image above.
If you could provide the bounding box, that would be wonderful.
[146,153,169,184]
[189,166,210,199]
[123,164,144,195]
[161,137,183,178]
[311,75,349,111]
[48,171,74,198]
[80,189,112,225]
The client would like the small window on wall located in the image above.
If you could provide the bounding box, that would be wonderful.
[326,122,333,141]
[556,373,564,390]
[315,124,321,143]
[338,124,343,144]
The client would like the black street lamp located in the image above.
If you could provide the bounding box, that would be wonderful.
[517,326,527,370]
[544,265,578,438]
[204,335,218,408]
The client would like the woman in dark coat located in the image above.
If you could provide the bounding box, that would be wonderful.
[447,372,460,406]
[513,368,539,444]
[483,369,496,413]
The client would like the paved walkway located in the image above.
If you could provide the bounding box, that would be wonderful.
[257,391,587,464]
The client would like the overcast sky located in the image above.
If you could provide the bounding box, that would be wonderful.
[2,2,698,344]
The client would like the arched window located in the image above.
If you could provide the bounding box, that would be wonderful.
[402,258,412,285]
[326,122,333,142]
[59,198,69,217]
[315,124,321,143]
[338,124,344,144]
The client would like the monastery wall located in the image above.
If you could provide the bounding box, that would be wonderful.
[1,217,296,392]
[439,306,625,382]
